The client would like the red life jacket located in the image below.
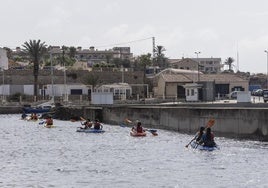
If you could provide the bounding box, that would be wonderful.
[137,126,143,133]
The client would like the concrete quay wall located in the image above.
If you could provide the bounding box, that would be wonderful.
[101,105,268,141]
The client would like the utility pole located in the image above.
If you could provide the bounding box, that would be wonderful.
[194,51,201,82]
[152,37,155,65]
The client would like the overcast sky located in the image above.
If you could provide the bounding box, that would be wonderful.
[1,0,268,73]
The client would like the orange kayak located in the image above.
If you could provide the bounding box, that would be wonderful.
[130,131,146,137]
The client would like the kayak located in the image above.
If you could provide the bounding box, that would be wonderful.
[76,128,105,133]
[130,131,146,137]
[44,124,55,128]
[190,141,219,151]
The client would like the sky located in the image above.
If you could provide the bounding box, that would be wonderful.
[1,0,268,73]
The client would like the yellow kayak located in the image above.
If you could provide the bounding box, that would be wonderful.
[44,124,55,128]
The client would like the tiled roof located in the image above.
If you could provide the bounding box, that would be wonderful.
[161,73,247,83]
[161,74,193,82]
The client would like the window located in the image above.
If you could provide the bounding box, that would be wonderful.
[191,89,194,96]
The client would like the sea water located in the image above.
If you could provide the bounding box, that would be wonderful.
[0,114,268,188]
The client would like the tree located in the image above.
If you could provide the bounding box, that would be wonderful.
[138,53,152,84]
[82,72,100,92]
[22,39,47,99]
[224,57,235,72]
[69,46,76,58]
[154,45,168,68]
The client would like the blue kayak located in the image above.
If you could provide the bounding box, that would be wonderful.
[76,128,105,133]
[190,141,219,151]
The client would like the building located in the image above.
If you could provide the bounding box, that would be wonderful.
[95,83,132,100]
[75,46,133,66]
[153,68,249,101]
[169,57,223,74]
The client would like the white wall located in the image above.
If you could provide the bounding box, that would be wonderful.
[91,92,113,104]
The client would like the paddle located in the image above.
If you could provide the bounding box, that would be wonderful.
[39,120,45,125]
[124,118,158,136]
[185,118,215,148]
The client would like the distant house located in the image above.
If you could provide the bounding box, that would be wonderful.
[152,68,248,101]
[95,83,132,100]
[169,57,223,74]
[75,46,133,65]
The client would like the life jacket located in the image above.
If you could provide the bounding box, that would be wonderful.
[94,122,101,130]
[136,126,143,133]
[46,118,53,125]
[202,133,216,147]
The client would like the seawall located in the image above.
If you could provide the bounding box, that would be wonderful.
[101,105,268,141]
[3,103,268,141]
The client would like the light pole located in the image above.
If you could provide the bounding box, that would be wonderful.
[50,53,54,103]
[194,51,201,82]
[62,49,67,102]
[265,50,268,89]
[1,67,4,104]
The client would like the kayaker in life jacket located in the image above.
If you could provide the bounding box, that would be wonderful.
[195,126,205,143]
[30,113,38,120]
[132,121,144,133]
[200,128,216,147]
[82,119,92,129]
[46,116,53,126]
[93,119,102,130]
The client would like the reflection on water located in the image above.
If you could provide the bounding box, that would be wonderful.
[0,114,268,188]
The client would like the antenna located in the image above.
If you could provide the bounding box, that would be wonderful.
[236,44,239,71]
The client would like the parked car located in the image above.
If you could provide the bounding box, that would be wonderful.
[263,89,268,103]
[228,91,239,99]
[251,89,258,95]
[253,89,263,96]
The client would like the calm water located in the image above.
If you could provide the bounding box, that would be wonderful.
[0,114,268,188]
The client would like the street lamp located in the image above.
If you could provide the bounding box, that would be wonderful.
[1,67,4,104]
[265,50,268,89]
[194,51,201,82]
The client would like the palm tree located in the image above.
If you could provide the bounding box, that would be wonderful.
[138,53,152,94]
[69,46,76,59]
[153,45,168,68]
[224,57,235,72]
[22,39,47,99]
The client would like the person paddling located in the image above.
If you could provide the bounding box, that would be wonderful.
[81,119,92,129]
[132,121,145,133]
[199,127,216,147]
[185,118,215,148]
[93,119,103,130]
[185,126,205,147]
[196,126,205,143]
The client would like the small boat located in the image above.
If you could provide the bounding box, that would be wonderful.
[76,128,105,133]
[130,131,147,137]
[190,141,219,151]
